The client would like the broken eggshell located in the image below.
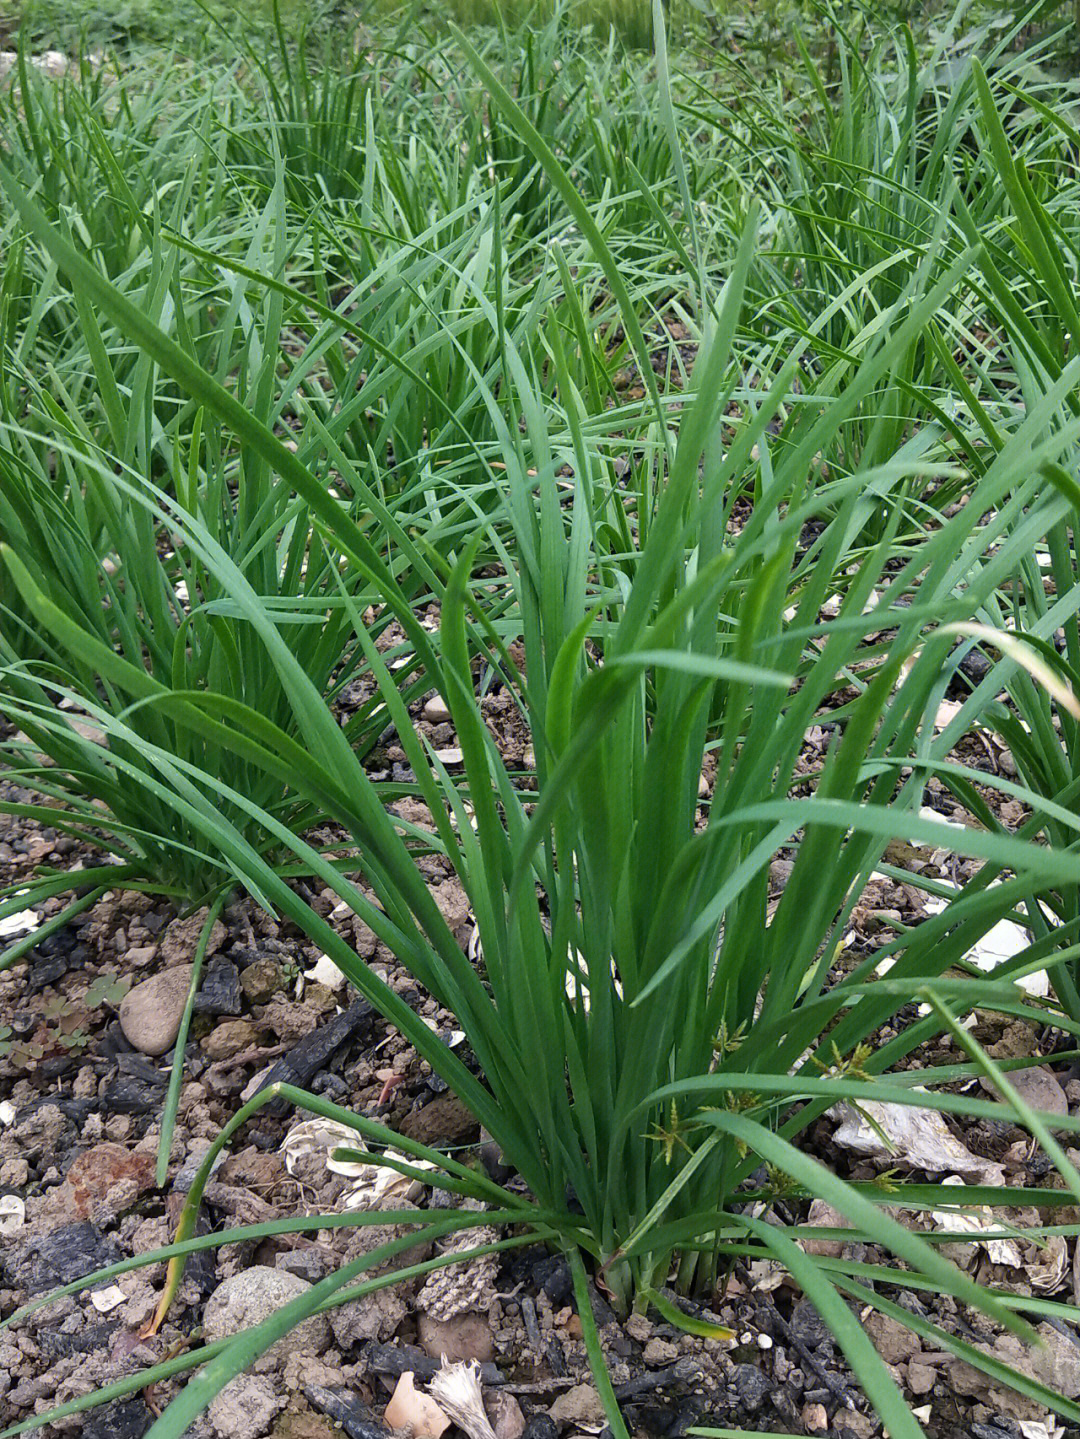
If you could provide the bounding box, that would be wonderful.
[931,1176,1023,1268]
[280,1117,365,1175]
[385,1372,451,1439]
[921,885,1049,1000]
[0,904,40,939]
[931,1177,1069,1292]
[90,1284,128,1314]
[0,1193,25,1236]
[280,1116,437,1209]
[338,1147,438,1211]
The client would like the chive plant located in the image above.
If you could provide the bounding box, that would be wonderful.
[0,16,714,915]
[2,11,1080,1439]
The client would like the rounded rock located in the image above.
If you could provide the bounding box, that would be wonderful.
[119,966,193,1056]
[418,1310,495,1364]
[202,1267,331,1367]
[201,1019,258,1062]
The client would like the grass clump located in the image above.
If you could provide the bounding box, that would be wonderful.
[2,4,1080,1438]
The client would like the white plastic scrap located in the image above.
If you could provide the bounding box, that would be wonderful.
[303,953,349,991]
[90,1285,127,1314]
[0,906,40,940]
[922,887,1049,1000]
[0,1100,15,1126]
[829,1095,1006,1184]
[931,1176,1023,1267]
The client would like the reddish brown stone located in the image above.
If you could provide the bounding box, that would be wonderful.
[31,1143,156,1232]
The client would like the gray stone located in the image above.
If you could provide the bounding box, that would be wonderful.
[789,1299,830,1351]
[119,965,192,1055]
[1011,1065,1069,1117]
[731,1363,771,1412]
[906,1360,936,1395]
[422,697,452,724]
[303,1387,390,1439]
[329,1286,405,1348]
[208,1374,286,1439]
[1032,1321,1080,1398]
[83,1398,152,1439]
[487,1390,525,1439]
[202,1020,258,1061]
[203,1267,330,1368]
[277,1247,334,1284]
[521,1417,557,1439]
[642,1337,680,1367]
[249,1001,373,1115]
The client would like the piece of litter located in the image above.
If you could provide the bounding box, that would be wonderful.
[0,907,40,939]
[1028,1234,1070,1293]
[565,951,622,1014]
[0,1100,15,1126]
[911,806,969,845]
[427,1359,498,1439]
[304,953,349,991]
[934,698,964,729]
[967,918,1049,998]
[90,1285,127,1314]
[830,1096,1006,1184]
[931,1177,1022,1267]
[435,748,464,765]
[1019,1422,1065,1439]
[922,888,1049,999]
[0,1194,25,1236]
[1020,1421,1065,1439]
